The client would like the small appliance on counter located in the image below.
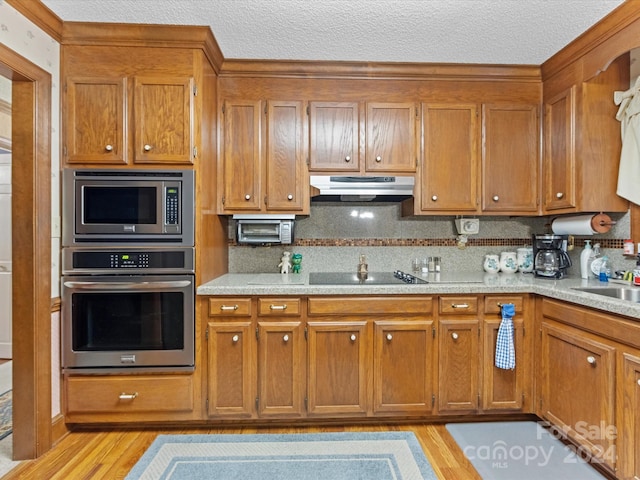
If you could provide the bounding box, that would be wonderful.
[234,214,294,245]
[532,234,572,279]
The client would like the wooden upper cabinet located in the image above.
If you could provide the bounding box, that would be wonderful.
[420,104,479,213]
[482,104,540,214]
[543,86,576,212]
[308,102,360,172]
[220,99,309,214]
[366,102,417,172]
[65,77,127,165]
[220,99,263,211]
[64,75,194,166]
[265,100,307,211]
[133,76,194,164]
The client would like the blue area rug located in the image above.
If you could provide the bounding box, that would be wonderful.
[446,421,607,479]
[126,431,437,480]
[0,390,11,441]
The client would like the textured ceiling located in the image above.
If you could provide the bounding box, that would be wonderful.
[41,0,626,65]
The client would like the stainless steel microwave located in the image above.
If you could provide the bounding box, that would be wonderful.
[234,214,294,245]
[62,169,194,246]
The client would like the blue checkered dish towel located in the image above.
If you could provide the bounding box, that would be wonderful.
[495,303,516,370]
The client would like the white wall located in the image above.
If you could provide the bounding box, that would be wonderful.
[0,2,61,416]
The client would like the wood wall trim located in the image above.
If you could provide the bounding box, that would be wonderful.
[542,1,640,80]
[60,22,224,74]
[220,59,541,81]
[0,42,52,460]
[5,0,63,43]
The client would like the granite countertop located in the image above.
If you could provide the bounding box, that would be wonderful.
[198,271,640,320]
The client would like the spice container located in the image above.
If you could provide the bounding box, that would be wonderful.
[624,239,634,255]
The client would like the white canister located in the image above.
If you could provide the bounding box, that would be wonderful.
[499,251,518,273]
[483,254,500,273]
[516,247,534,273]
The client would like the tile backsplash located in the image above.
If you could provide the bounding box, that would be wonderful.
[229,202,634,276]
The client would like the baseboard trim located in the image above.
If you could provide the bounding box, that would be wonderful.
[51,414,69,446]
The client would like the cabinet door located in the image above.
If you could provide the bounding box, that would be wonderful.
[206,321,255,417]
[366,102,416,172]
[543,86,576,212]
[540,321,615,470]
[64,77,127,165]
[482,317,525,411]
[265,100,307,211]
[133,76,194,164]
[438,319,479,413]
[619,353,640,479]
[421,104,479,213]
[220,99,263,212]
[309,102,360,172]
[307,321,368,416]
[373,321,434,414]
[257,321,305,417]
[482,104,539,214]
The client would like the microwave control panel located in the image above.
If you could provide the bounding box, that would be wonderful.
[165,186,180,225]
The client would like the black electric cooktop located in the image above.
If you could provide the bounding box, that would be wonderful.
[308,271,428,285]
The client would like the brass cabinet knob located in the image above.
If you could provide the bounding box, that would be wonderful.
[105,144,113,152]
[587,355,596,365]
[375,156,382,162]
[287,194,293,200]
[350,334,357,342]
[556,192,564,199]
[245,194,251,200]
[431,195,438,202]
[345,156,351,162]
[492,195,499,202]
[451,332,459,340]
[143,144,152,152]
[283,334,289,342]
[386,333,393,341]
[232,334,240,343]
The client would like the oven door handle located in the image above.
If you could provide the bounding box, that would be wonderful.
[63,280,192,290]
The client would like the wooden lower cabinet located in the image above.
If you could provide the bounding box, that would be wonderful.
[65,374,194,423]
[257,321,305,417]
[619,352,640,479]
[539,319,616,472]
[482,295,529,411]
[306,321,369,416]
[373,321,434,414]
[206,321,255,417]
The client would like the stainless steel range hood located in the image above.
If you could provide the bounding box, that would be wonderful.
[310,175,415,202]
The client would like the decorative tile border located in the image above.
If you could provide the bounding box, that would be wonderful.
[230,238,625,248]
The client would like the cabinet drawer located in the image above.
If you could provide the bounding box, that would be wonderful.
[484,295,525,314]
[308,296,433,315]
[66,374,193,414]
[439,296,478,314]
[208,298,252,317]
[258,298,301,316]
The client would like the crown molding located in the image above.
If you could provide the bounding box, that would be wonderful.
[5,0,63,42]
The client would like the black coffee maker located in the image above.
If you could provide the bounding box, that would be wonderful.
[532,234,572,279]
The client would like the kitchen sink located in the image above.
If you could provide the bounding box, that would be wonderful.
[572,286,640,302]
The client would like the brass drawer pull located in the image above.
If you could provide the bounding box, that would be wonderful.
[220,304,239,311]
[269,304,288,311]
[451,303,469,309]
[119,392,138,400]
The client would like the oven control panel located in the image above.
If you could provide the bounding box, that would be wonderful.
[62,247,194,274]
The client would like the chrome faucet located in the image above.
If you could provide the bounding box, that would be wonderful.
[357,254,368,279]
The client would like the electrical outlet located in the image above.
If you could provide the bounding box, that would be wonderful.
[455,218,479,235]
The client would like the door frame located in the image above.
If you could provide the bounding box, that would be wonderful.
[0,43,52,459]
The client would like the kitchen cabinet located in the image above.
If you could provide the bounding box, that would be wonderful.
[482,295,529,411]
[481,104,540,214]
[256,298,305,417]
[219,99,309,214]
[65,374,194,423]
[542,54,629,214]
[373,320,434,415]
[419,104,480,213]
[437,296,480,413]
[307,296,434,417]
[64,75,194,166]
[620,352,640,479]
[308,101,417,174]
[539,320,616,471]
[306,321,369,416]
[205,297,255,417]
[308,101,360,172]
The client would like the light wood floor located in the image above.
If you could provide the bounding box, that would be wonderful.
[2,423,482,480]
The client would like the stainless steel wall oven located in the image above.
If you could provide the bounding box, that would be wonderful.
[61,247,195,372]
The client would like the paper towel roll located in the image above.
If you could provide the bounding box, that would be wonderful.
[551,213,612,235]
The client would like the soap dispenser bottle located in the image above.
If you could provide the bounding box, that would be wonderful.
[580,240,592,279]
